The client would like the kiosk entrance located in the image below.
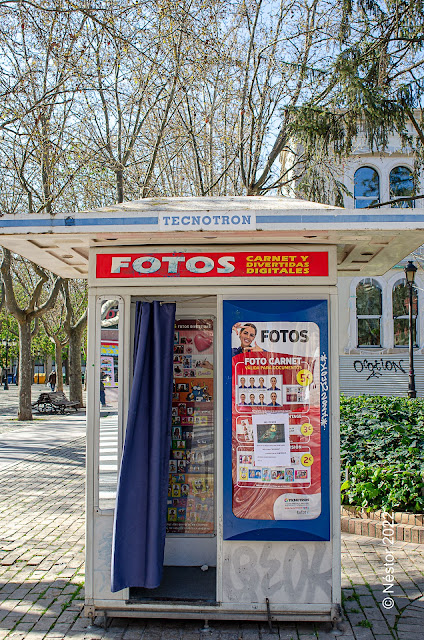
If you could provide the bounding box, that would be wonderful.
[1,196,422,624]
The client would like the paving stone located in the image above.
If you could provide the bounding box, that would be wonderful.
[351,587,371,596]
[357,596,375,608]
[360,609,385,622]
[350,628,374,639]
[122,628,147,639]
[279,629,299,640]
[396,621,424,631]
[344,614,364,626]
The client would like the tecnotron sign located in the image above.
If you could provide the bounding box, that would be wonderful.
[96,251,329,278]
[158,211,256,231]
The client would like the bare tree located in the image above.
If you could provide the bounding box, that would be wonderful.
[62,280,87,407]
[0,3,94,216]
[0,0,145,131]
[0,249,62,420]
[41,297,70,393]
[151,0,342,197]
[77,0,200,203]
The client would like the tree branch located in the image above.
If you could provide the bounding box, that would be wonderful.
[0,248,25,323]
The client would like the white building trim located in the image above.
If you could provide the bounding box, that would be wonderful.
[346,271,424,354]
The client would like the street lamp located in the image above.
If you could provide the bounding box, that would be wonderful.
[405,260,417,398]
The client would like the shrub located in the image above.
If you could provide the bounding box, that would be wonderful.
[340,395,424,512]
[341,462,424,512]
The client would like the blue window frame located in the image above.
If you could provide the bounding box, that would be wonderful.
[390,166,415,208]
[354,167,380,208]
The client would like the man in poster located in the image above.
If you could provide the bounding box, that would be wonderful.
[268,392,281,407]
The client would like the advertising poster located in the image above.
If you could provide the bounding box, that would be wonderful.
[223,299,330,542]
[166,319,215,535]
[100,356,115,387]
[101,342,118,356]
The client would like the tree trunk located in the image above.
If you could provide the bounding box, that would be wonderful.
[54,338,64,392]
[18,321,33,420]
[69,327,83,407]
[116,168,124,203]
[64,358,69,385]
[47,354,53,377]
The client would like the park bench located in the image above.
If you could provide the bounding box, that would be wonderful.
[32,391,80,414]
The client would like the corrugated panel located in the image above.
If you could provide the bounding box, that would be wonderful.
[340,355,424,397]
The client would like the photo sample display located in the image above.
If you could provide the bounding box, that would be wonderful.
[167,319,214,534]
[231,320,321,520]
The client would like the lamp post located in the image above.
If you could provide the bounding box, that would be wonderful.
[405,260,417,398]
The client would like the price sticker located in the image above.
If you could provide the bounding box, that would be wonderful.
[297,369,313,386]
[300,422,313,436]
[301,453,314,467]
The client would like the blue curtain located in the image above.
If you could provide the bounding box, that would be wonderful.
[111,301,176,591]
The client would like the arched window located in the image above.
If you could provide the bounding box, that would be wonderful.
[393,279,418,346]
[390,166,415,208]
[356,279,382,346]
[354,167,380,208]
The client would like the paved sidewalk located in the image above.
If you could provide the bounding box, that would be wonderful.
[0,420,423,639]
[0,385,86,436]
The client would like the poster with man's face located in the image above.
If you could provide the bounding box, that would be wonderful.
[231,320,321,521]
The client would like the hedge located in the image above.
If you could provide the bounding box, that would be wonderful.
[340,395,424,513]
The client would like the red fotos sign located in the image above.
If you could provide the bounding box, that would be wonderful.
[96,251,329,279]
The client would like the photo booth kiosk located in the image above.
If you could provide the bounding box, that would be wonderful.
[1,196,423,625]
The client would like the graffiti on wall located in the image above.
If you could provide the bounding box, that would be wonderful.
[222,542,332,604]
[353,359,406,380]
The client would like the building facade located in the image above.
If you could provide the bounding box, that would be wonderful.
[335,124,424,396]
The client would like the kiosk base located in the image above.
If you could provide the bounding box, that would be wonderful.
[84,603,340,623]
[128,566,217,603]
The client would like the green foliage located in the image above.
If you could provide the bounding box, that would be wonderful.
[0,311,19,367]
[357,620,372,628]
[31,325,55,359]
[341,462,424,513]
[340,395,424,512]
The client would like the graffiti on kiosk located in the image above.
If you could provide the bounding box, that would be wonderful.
[353,359,406,380]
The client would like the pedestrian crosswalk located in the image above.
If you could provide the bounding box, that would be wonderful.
[98,413,119,509]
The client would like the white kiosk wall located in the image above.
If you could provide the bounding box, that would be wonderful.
[85,245,340,623]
